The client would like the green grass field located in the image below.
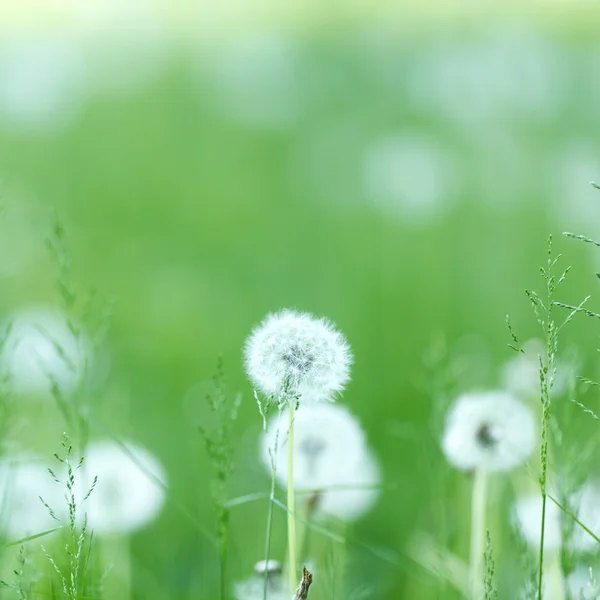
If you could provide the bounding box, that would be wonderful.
[1,14,600,600]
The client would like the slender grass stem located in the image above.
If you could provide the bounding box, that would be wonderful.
[537,490,547,600]
[287,401,298,594]
[469,468,487,600]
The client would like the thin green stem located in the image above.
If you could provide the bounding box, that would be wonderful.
[537,491,547,600]
[470,469,487,600]
[263,410,283,600]
[287,401,298,594]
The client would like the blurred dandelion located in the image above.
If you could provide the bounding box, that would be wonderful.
[0,35,86,133]
[442,391,536,599]
[363,133,457,223]
[0,307,90,397]
[234,558,288,600]
[513,494,563,552]
[206,33,304,130]
[566,566,599,600]
[76,440,166,534]
[244,309,352,405]
[0,457,64,540]
[261,403,380,522]
[500,339,572,399]
[441,391,537,472]
[570,481,600,553]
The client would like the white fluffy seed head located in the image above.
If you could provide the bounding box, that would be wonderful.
[514,482,600,555]
[571,481,600,553]
[501,338,571,399]
[234,576,288,600]
[76,440,167,535]
[0,457,63,540]
[244,309,352,404]
[566,567,600,600]
[513,493,563,552]
[0,306,91,397]
[441,390,537,472]
[261,403,380,522]
[254,559,282,576]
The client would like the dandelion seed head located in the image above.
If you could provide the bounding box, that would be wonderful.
[76,440,166,535]
[0,307,90,397]
[254,559,282,576]
[234,561,288,600]
[261,403,380,522]
[0,457,64,540]
[571,481,600,553]
[501,338,571,398]
[0,35,86,133]
[244,309,352,404]
[566,566,600,600]
[441,391,536,472]
[513,494,562,552]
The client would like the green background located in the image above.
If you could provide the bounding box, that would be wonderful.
[1,16,600,599]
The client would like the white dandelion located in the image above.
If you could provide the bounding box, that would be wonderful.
[514,482,600,555]
[0,306,90,397]
[441,391,537,472]
[234,573,288,600]
[0,457,64,540]
[363,133,458,223]
[0,35,86,133]
[76,440,166,535]
[566,567,600,600]
[244,309,352,405]
[500,339,572,399]
[206,32,304,130]
[571,481,600,553]
[513,493,563,552]
[261,403,380,522]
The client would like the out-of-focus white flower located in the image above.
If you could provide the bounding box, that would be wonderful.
[441,391,537,472]
[77,440,166,535]
[0,457,63,540]
[501,339,572,399]
[0,307,90,397]
[571,482,600,553]
[0,35,86,133]
[261,403,379,522]
[254,559,282,576]
[244,309,352,404]
[207,33,304,130]
[566,567,600,600]
[514,494,563,552]
[363,134,457,223]
[548,144,600,233]
[515,483,600,554]
[234,571,288,600]
[406,28,563,127]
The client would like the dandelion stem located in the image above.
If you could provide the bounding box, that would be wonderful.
[287,401,297,594]
[470,468,487,600]
[263,411,283,600]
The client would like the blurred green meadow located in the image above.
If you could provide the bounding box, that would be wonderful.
[1,5,600,599]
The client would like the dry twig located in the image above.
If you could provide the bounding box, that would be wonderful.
[293,567,313,600]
